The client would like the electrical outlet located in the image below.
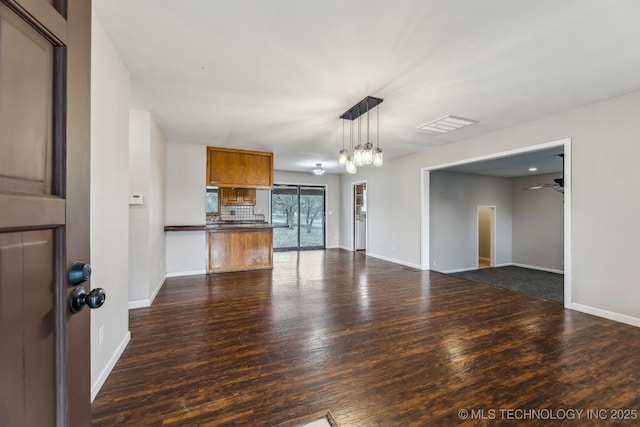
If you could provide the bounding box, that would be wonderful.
[432,261,437,267]
[99,325,104,346]
[392,244,396,251]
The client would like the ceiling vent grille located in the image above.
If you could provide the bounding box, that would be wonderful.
[417,115,477,134]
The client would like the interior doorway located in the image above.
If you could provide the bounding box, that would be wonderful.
[421,137,572,308]
[477,206,495,269]
[353,182,367,251]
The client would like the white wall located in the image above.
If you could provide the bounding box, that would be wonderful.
[128,110,167,307]
[128,111,150,303]
[90,11,131,400]
[274,170,341,248]
[339,89,640,326]
[149,117,167,295]
[429,172,512,272]
[339,161,422,268]
[165,143,207,275]
[512,173,564,272]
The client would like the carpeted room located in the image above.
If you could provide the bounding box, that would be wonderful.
[428,148,565,303]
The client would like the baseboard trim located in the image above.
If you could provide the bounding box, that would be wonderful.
[366,252,422,270]
[166,269,207,278]
[91,331,131,402]
[128,274,166,310]
[510,263,564,274]
[441,266,479,274]
[442,263,564,275]
[128,299,150,309]
[337,245,352,251]
[149,274,166,305]
[571,303,640,328]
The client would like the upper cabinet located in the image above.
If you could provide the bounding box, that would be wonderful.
[207,147,274,188]
[221,187,256,206]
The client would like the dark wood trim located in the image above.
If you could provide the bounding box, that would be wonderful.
[165,224,279,232]
[53,0,66,18]
[1,0,68,45]
[0,194,65,231]
[53,46,67,197]
[54,226,67,427]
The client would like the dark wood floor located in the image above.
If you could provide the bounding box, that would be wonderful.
[92,250,640,426]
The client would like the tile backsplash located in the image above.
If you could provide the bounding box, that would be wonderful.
[213,205,265,222]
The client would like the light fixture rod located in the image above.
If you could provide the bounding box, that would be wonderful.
[376,104,379,148]
[340,96,383,121]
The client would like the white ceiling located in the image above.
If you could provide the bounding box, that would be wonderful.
[93,0,640,174]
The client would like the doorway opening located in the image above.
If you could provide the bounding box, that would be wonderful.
[421,137,571,308]
[353,182,367,252]
[271,185,326,251]
[477,206,495,269]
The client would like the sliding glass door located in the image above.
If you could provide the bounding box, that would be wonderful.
[271,185,325,251]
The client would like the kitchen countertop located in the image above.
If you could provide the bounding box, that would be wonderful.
[164,223,282,232]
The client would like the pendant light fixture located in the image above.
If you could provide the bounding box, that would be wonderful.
[354,112,364,167]
[339,120,347,165]
[372,104,383,167]
[338,96,383,172]
[363,100,374,165]
[345,112,357,174]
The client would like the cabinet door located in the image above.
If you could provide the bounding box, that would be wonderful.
[242,188,256,205]
[221,188,256,206]
[221,188,240,205]
[207,230,273,273]
[207,147,273,188]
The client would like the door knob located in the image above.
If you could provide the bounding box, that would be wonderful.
[69,286,106,313]
[69,261,92,286]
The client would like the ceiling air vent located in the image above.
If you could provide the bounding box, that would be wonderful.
[417,115,477,134]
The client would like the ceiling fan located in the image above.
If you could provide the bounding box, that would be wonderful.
[523,154,564,193]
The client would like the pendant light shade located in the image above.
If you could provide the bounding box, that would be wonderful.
[346,156,357,174]
[354,144,364,166]
[373,147,383,166]
[338,96,383,173]
[339,149,348,165]
[363,143,373,165]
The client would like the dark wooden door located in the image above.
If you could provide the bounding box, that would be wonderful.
[0,0,91,426]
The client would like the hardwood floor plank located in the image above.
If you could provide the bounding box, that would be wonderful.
[92,249,640,426]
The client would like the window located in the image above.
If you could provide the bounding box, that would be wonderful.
[206,187,219,214]
[271,185,325,250]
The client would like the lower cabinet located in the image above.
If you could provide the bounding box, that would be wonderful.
[207,229,273,273]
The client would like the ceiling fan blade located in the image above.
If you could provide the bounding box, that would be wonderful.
[523,183,554,191]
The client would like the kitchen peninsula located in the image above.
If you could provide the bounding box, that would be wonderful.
[165,223,275,273]
[164,146,275,274]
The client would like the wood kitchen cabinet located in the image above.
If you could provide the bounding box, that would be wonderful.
[207,147,274,188]
[221,187,256,206]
